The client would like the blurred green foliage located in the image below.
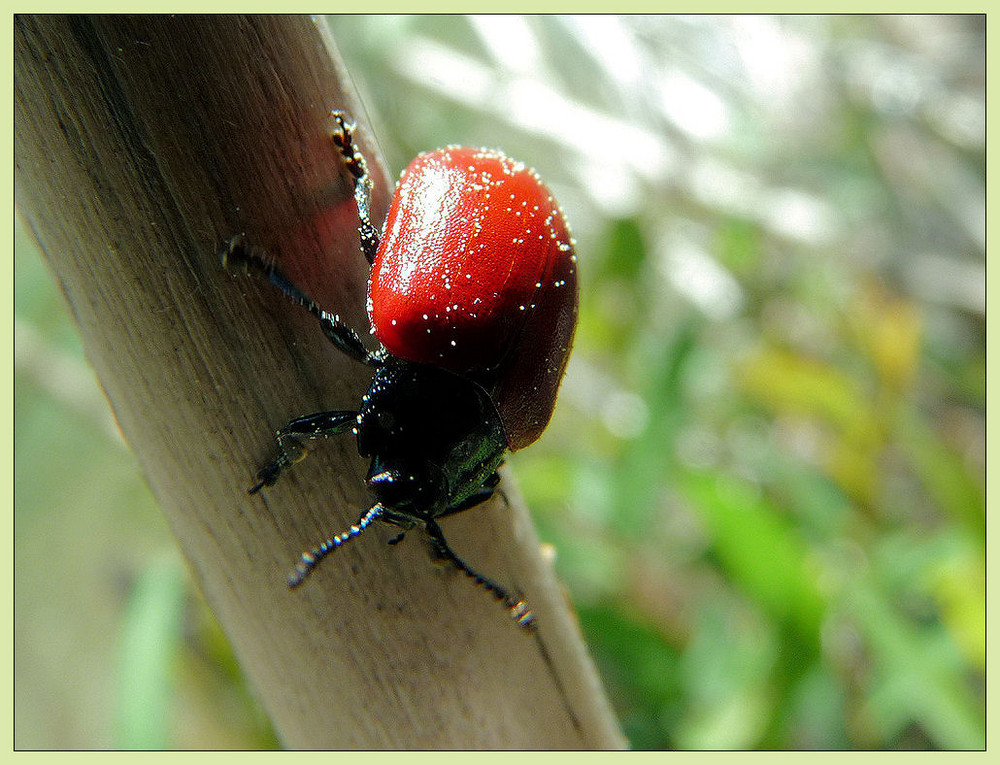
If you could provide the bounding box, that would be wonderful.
[14,15,984,749]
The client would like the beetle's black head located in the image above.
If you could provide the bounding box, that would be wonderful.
[354,357,508,517]
[365,457,446,514]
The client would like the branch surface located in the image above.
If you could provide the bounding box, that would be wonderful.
[14,14,625,749]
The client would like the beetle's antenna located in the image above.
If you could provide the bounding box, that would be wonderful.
[424,520,537,631]
[289,503,385,588]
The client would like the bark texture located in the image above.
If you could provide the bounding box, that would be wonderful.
[14,14,626,749]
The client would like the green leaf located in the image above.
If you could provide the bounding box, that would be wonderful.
[113,560,186,749]
[848,578,985,749]
[681,471,825,639]
[894,404,985,538]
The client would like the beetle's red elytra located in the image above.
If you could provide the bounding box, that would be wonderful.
[223,112,578,630]
[369,146,578,450]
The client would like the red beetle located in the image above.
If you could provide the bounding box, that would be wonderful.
[224,113,578,630]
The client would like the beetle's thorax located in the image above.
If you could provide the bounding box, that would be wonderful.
[354,357,506,519]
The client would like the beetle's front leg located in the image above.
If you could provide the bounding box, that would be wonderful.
[250,410,358,493]
[378,508,418,546]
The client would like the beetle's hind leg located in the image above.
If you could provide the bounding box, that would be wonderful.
[222,236,379,366]
[330,111,379,265]
[249,410,357,493]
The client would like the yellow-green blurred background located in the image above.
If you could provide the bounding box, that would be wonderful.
[15,15,985,749]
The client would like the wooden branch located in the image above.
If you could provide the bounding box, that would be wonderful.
[14,14,625,749]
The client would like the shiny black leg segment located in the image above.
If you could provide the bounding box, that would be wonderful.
[434,480,499,521]
[288,503,386,588]
[432,469,502,521]
[380,509,416,546]
[222,236,379,366]
[424,519,536,631]
[330,111,380,265]
[249,410,357,493]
